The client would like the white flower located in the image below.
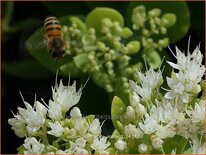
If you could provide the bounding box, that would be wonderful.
[190,136,205,154]
[167,46,189,71]
[151,137,163,149]
[75,137,86,148]
[138,143,148,153]
[115,138,127,151]
[70,107,84,131]
[23,137,45,154]
[137,68,163,89]
[66,139,88,154]
[124,124,143,139]
[186,100,205,123]
[74,119,84,131]
[91,136,110,154]
[139,106,159,135]
[70,107,82,119]
[34,101,47,117]
[123,106,135,121]
[129,93,140,106]
[129,80,152,100]
[88,118,101,135]
[56,149,68,154]
[48,122,64,137]
[67,146,88,154]
[130,93,146,117]
[139,102,178,139]
[52,79,82,113]
[129,68,163,100]
[8,114,26,138]
[48,100,63,121]
[17,100,45,134]
[167,46,205,84]
[165,76,190,103]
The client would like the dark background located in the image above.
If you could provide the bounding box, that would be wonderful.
[1,1,205,153]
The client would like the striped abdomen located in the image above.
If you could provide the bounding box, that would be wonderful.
[44,16,62,37]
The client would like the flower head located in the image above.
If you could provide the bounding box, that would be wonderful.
[91,136,111,154]
[48,122,64,137]
[52,79,82,113]
[115,138,127,151]
[8,95,46,136]
[186,100,205,123]
[23,137,45,154]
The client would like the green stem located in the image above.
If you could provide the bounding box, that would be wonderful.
[40,124,49,146]
[3,2,14,26]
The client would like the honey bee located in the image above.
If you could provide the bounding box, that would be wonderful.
[44,16,66,59]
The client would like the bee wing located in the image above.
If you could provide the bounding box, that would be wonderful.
[28,37,48,53]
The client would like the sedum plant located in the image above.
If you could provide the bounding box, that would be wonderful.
[8,77,111,154]
[9,40,205,154]
[110,40,205,154]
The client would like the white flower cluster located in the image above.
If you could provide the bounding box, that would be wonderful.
[8,78,110,154]
[117,43,205,154]
[165,45,205,106]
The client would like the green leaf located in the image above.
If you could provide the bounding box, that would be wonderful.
[143,50,161,69]
[17,145,25,154]
[111,96,126,133]
[73,54,89,70]
[111,129,121,138]
[2,59,52,79]
[60,61,83,77]
[126,1,190,43]
[70,17,87,33]
[86,7,124,36]
[163,135,188,154]
[107,147,117,154]
[175,135,189,154]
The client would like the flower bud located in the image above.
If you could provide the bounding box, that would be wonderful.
[138,143,148,153]
[151,137,163,149]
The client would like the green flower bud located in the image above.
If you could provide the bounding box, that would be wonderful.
[132,6,146,29]
[158,38,169,49]
[160,27,167,34]
[161,13,176,28]
[105,84,113,92]
[142,29,150,36]
[127,41,141,55]
[104,53,111,61]
[97,41,107,52]
[106,61,113,69]
[149,8,161,17]
[190,84,201,94]
[120,28,133,38]
[113,41,121,50]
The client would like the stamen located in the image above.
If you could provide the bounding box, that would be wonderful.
[187,35,191,56]
[19,92,25,103]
